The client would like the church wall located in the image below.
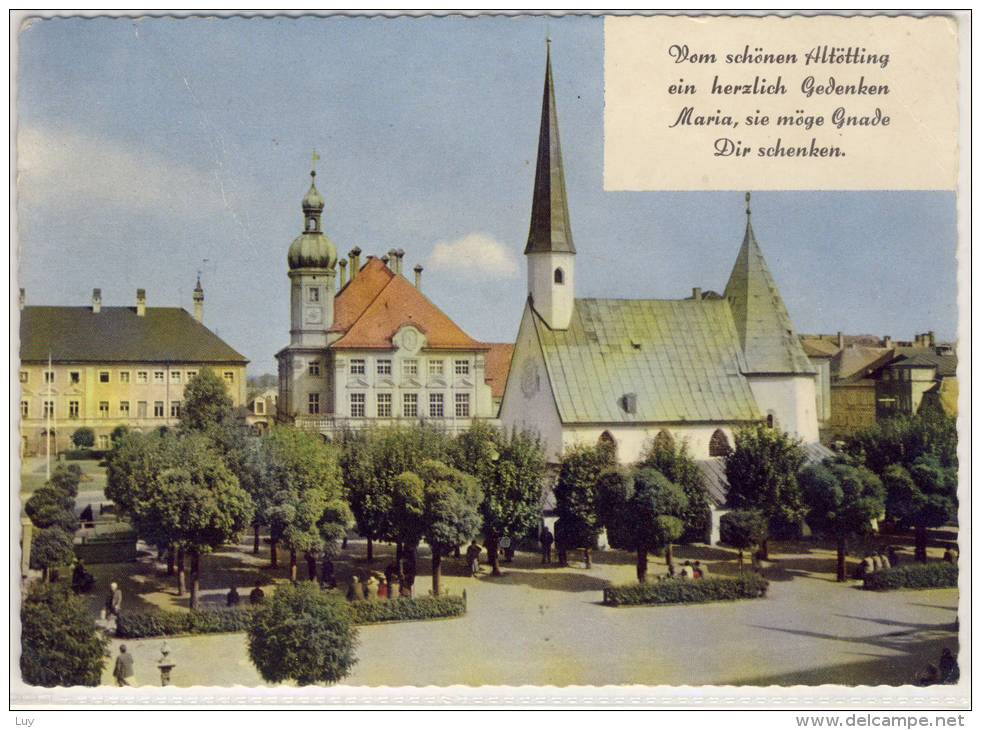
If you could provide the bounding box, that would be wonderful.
[745,374,820,443]
[499,305,565,461]
[527,252,575,330]
[561,424,738,463]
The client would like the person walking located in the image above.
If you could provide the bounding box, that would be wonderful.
[113,644,135,687]
[466,540,482,577]
[540,526,554,565]
[105,581,123,622]
[365,575,379,600]
[500,535,514,563]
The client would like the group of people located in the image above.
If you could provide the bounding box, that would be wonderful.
[668,560,709,580]
[855,547,900,579]
[345,571,413,601]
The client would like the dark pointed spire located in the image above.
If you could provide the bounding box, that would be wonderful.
[724,193,813,375]
[525,42,575,255]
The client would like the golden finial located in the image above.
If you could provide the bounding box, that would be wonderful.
[745,191,752,217]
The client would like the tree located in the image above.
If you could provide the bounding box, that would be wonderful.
[719,510,769,571]
[883,455,957,561]
[26,501,79,533]
[638,436,711,543]
[248,580,358,685]
[71,427,95,450]
[110,424,130,447]
[598,467,688,582]
[179,367,234,433]
[318,498,354,561]
[263,428,343,580]
[724,424,807,557]
[416,460,483,595]
[106,430,254,607]
[847,409,957,475]
[31,527,76,582]
[26,486,76,523]
[452,423,546,576]
[800,460,886,581]
[553,444,614,567]
[49,464,82,500]
[20,582,109,687]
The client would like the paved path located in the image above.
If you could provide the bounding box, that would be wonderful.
[97,541,958,688]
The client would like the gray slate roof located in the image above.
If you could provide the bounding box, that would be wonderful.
[724,219,814,375]
[888,352,958,378]
[20,306,248,364]
[532,298,761,424]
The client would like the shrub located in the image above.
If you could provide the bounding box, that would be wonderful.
[346,594,466,624]
[21,582,109,687]
[72,427,96,449]
[863,561,958,591]
[116,607,253,638]
[64,449,107,461]
[603,574,769,607]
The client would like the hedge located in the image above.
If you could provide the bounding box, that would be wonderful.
[603,574,769,607]
[116,593,467,638]
[862,561,958,591]
[346,594,466,624]
[63,450,108,461]
[116,607,253,638]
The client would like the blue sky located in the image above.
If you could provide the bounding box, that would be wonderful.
[16,15,959,374]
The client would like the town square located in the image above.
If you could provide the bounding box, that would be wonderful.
[14,14,961,698]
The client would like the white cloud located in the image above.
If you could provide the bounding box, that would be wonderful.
[428,232,519,279]
[16,125,230,216]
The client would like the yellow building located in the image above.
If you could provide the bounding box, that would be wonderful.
[18,284,248,455]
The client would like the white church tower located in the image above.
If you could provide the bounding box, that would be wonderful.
[525,41,576,331]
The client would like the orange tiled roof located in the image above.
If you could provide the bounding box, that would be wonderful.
[330,258,488,352]
[484,343,515,399]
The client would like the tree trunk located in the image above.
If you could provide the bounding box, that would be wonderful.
[836,536,847,582]
[306,553,317,581]
[176,547,186,596]
[488,535,501,576]
[431,552,442,596]
[760,539,770,561]
[636,548,648,583]
[42,566,49,582]
[342,535,348,550]
[166,546,175,576]
[366,536,374,561]
[289,550,298,582]
[583,547,592,569]
[189,551,200,609]
[915,526,928,562]
[395,542,403,571]
[270,538,278,569]
[253,525,260,555]
[665,543,674,572]
[738,549,744,573]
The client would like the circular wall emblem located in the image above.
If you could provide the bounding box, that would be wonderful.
[403,329,418,351]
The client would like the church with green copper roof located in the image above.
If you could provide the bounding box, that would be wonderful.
[500,47,823,530]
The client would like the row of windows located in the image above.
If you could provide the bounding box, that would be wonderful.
[19,369,235,385]
[343,358,471,378]
[306,392,470,418]
[21,400,182,419]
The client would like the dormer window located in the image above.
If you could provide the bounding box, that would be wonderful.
[554,268,564,284]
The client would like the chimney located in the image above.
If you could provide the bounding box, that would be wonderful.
[414,263,424,290]
[192,276,204,323]
[339,258,348,288]
[836,331,844,349]
[883,335,892,349]
[387,248,397,271]
[692,287,702,301]
[381,254,390,267]
[19,288,24,311]
[92,288,102,314]
[136,288,146,317]
[396,248,405,276]
[348,247,361,280]
[928,330,935,348]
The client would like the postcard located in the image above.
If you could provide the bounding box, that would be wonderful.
[10,10,969,711]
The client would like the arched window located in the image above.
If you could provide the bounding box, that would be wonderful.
[554,268,564,284]
[653,429,674,452]
[708,429,731,457]
[306,217,317,232]
[598,430,617,461]
[766,412,776,429]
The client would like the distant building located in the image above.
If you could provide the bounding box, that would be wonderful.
[245,387,279,434]
[275,171,509,437]
[499,49,824,540]
[802,331,958,442]
[18,283,248,455]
